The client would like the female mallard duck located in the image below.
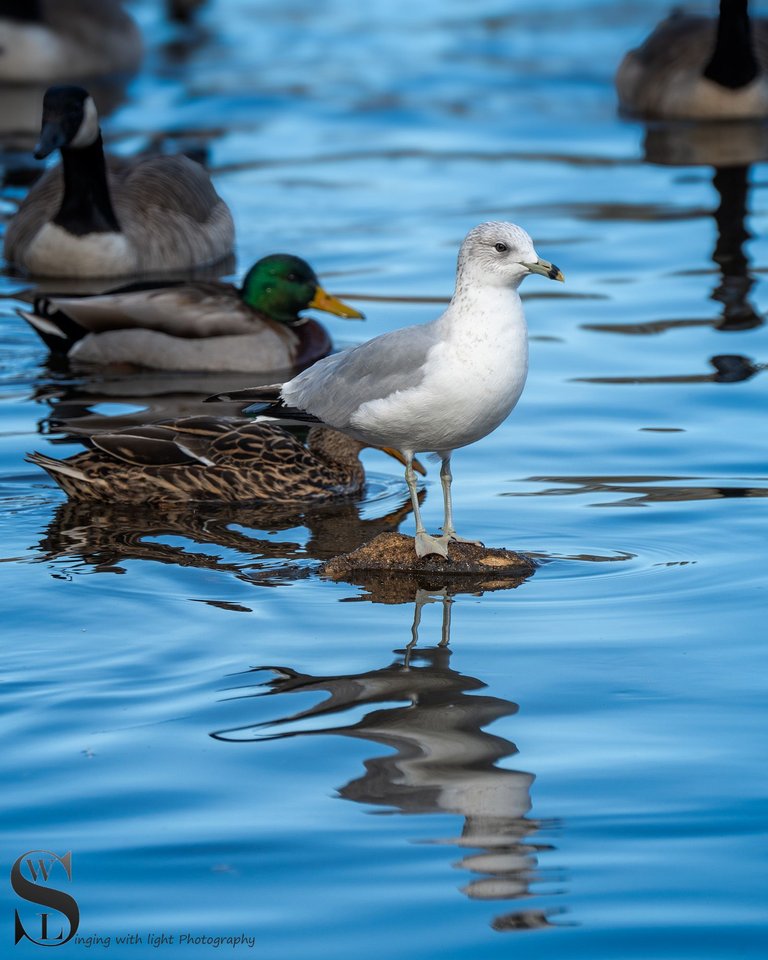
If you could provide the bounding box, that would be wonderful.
[0,1,142,83]
[17,253,363,371]
[27,416,425,503]
[617,0,768,119]
[3,85,234,278]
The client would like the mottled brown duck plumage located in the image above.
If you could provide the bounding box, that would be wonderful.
[27,417,373,503]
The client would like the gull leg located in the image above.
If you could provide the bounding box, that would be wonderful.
[404,589,429,667]
[439,591,453,647]
[438,455,483,548]
[405,455,448,558]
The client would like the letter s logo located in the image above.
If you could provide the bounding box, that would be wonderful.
[10,850,79,946]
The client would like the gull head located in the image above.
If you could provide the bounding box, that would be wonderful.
[457,221,564,289]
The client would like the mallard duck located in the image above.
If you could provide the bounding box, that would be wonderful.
[27,416,426,503]
[3,85,235,278]
[17,253,363,372]
[0,1,142,83]
[616,0,768,119]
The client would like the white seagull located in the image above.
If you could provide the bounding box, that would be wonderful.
[208,222,564,558]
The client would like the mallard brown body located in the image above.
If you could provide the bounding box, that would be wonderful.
[28,417,368,503]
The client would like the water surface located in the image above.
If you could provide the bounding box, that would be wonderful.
[1,2,766,957]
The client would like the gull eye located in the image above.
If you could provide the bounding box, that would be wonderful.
[494,242,508,253]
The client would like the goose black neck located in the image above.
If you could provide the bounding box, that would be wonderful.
[2,0,41,21]
[54,134,122,236]
[703,0,759,89]
[712,165,750,276]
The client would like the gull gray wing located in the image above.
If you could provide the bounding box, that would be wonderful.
[283,322,438,427]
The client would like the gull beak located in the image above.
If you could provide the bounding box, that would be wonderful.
[380,447,427,476]
[309,286,365,319]
[523,258,565,282]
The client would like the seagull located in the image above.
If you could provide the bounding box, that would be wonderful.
[207,222,564,558]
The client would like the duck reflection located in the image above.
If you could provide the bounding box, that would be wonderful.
[587,121,765,337]
[32,369,271,441]
[33,489,421,585]
[212,590,560,931]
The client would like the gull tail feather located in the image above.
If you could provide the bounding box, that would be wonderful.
[205,384,324,426]
[253,403,324,426]
[205,384,283,404]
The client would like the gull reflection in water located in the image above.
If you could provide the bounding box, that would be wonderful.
[212,586,565,932]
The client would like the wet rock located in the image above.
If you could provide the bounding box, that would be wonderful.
[321,532,536,601]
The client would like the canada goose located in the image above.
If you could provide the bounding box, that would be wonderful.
[27,416,425,503]
[0,0,142,83]
[17,253,364,372]
[616,0,768,119]
[3,85,235,278]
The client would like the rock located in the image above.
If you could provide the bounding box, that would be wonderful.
[320,532,536,601]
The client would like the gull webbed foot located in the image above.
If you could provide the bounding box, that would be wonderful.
[414,531,450,559]
[441,531,484,548]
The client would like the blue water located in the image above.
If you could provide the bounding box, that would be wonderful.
[1,1,767,957]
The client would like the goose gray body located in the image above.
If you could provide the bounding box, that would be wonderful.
[5,154,235,278]
[0,1,142,83]
[617,3,768,120]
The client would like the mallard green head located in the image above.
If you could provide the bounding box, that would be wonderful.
[240,254,364,326]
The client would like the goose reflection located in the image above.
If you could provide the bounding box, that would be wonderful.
[212,592,560,932]
[576,352,765,385]
[509,475,768,506]
[587,121,765,336]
